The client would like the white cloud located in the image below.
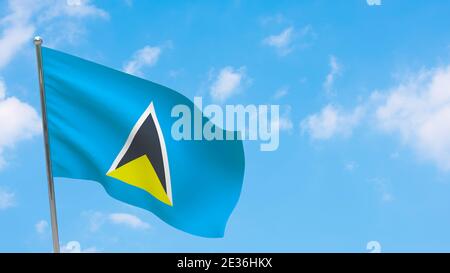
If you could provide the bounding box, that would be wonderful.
[367,0,382,6]
[375,65,450,170]
[61,241,98,253]
[83,211,150,231]
[303,63,450,171]
[210,66,247,102]
[0,98,41,147]
[345,161,358,171]
[0,79,41,169]
[323,55,341,95]
[108,213,150,230]
[263,27,294,55]
[0,0,108,69]
[39,0,109,21]
[123,46,162,76]
[62,0,109,18]
[35,220,48,234]
[273,86,289,100]
[301,104,364,140]
[263,25,314,56]
[0,187,15,209]
[40,0,109,47]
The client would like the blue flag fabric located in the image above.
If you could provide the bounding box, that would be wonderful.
[42,47,245,238]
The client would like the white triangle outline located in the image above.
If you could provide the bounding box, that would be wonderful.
[107,102,173,205]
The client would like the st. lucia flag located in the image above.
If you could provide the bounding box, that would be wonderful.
[41,47,245,238]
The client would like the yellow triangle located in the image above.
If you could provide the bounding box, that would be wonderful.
[107,155,172,206]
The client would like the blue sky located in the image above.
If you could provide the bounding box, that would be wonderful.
[1,0,450,252]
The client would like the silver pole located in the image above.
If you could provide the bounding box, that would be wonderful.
[34,36,60,253]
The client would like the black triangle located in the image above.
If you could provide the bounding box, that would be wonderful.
[117,112,167,192]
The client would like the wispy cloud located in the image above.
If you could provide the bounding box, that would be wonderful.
[345,161,358,171]
[263,25,315,56]
[123,46,162,76]
[0,187,15,209]
[301,104,364,140]
[273,86,289,100]
[323,55,341,96]
[263,27,294,55]
[366,0,382,6]
[210,66,248,102]
[108,213,150,230]
[62,0,109,19]
[0,0,108,69]
[83,211,150,231]
[0,1,36,69]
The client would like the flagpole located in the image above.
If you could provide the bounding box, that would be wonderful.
[34,36,61,253]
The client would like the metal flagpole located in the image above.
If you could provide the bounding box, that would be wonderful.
[34,36,61,253]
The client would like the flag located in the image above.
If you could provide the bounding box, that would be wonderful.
[41,47,245,238]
